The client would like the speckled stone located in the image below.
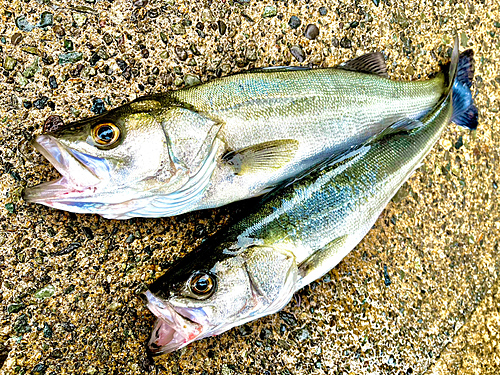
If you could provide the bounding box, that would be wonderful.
[0,1,499,374]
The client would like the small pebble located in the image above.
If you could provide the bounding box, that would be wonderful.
[383,264,392,286]
[218,20,227,35]
[3,56,17,71]
[23,57,40,78]
[13,314,31,334]
[288,16,301,29]
[52,25,65,38]
[22,46,40,55]
[34,285,55,299]
[38,12,53,28]
[279,311,298,326]
[11,33,23,45]
[44,115,64,132]
[174,77,184,86]
[31,363,47,375]
[33,96,48,109]
[262,6,277,18]
[116,59,128,72]
[43,323,53,338]
[372,0,380,6]
[175,46,188,61]
[103,33,113,45]
[16,15,35,32]
[160,32,168,45]
[184,74,201,86]
[7,303,26,313]
[23,100,32,109]
[190,44,201,56]
[148,9,159,18]
[245,42,258,61]
[304,24,320,40]
[290,45,305,62]
[171,23,186,35]
[73,12,87,28]
[97,46,109,60]
[89,52,100,66]
[91,98,106,115]
[340,37,352,48]
[296,327,310,342]
[319,7,328,16]
[59,52,83,65]
[64,39,74,51]
[238,324,253,337]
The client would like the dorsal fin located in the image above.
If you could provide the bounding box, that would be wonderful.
[249,66,311,73]
[338,52,388,78]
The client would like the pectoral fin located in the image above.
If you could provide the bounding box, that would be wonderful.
[222,139,299,175]
[296,234,349,290]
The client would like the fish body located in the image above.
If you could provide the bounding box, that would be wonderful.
[25,54,448,219]
[145,44,478,354]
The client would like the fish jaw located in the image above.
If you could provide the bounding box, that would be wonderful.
[24,135,112,206]
[145,291,205,355]
[32,135,106,187]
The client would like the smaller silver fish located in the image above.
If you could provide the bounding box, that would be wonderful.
[144,39,478,354]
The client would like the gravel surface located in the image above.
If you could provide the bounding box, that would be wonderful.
[1,0,499,374]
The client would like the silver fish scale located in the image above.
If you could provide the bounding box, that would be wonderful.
[230,96,453,269]
[172,68,445,212]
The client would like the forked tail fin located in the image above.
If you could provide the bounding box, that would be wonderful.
[451,49,478,130]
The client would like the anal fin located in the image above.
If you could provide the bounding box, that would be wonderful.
[222,139,299,175]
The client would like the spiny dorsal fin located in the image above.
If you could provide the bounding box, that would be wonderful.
[338,52,388,78]
[222,139,299,175]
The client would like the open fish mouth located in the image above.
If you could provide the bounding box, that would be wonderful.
[145,291,205,355]
[23,135,110,204]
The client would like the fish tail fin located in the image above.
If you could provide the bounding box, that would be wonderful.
[442,36,478,130]
[451,49,478,129]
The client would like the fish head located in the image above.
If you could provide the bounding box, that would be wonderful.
[23,98,209,216]
[145,244,298,354]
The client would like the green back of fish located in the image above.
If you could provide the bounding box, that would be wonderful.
[224,91,452,272]
[171,68,444,130]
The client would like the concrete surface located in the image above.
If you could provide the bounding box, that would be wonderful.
[0,0,499,374]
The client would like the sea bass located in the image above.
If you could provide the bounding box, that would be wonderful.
[25,52,452,219]
[144,43,478,354]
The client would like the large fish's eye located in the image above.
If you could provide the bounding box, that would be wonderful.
[189,272,216,297]
[92,123,120,146]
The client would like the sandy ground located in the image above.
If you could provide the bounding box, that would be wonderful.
[1,0,499,374]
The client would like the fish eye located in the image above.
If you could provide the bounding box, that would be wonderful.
[91,123,120,146]
[189,272,216,297]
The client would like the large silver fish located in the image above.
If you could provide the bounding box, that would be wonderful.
[144,42,478,354]
[25,51,449,219]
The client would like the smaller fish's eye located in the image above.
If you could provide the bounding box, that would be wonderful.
[92,123,120,146]
[189,272,216,297]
